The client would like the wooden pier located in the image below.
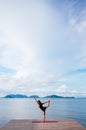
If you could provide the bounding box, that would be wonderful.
[0,119,86,130]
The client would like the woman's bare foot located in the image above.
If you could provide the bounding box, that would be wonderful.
[43,117,45,122]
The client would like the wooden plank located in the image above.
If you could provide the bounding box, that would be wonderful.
[0,120,32,130]
[32,120,86,130]
[0,119,86,130]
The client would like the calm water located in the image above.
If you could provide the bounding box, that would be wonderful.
[0,98,86,128]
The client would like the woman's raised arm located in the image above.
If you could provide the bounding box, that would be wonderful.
[34,98,39,105]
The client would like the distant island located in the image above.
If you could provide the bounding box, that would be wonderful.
[43,94,74,98]
[44,95,63,98]
[4,94,75,98]
[29,95,39,98]
[4,94,39,98]
[5,94,28,98]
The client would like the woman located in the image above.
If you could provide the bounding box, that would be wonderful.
[34,98,50,122]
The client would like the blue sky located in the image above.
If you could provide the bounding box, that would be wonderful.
[0,0,86,97]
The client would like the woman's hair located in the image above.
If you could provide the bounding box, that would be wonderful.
[38,100,41,103]
[38,100,42,105]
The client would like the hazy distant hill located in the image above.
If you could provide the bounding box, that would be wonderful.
[4,94,39,98]
[44,95,63,98]
[5,94,28,98]
[4,94,74,98]
[29,95,39,98]
[44,95,75,98]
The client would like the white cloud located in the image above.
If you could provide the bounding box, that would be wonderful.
[55,85,79,97]
[68,1,86,33]
[69,18,76,26]
[76,21,86,32]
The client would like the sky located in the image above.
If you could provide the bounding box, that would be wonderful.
[0,0,86,97]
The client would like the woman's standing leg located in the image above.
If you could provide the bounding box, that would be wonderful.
[43,111,46,122]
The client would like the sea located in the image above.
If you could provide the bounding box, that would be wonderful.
[0,98,86,128]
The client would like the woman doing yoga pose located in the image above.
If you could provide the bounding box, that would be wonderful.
[34,98,50,122]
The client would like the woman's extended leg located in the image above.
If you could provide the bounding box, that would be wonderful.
[46,100,50,109]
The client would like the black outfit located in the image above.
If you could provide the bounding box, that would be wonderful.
[39,102,46,112]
